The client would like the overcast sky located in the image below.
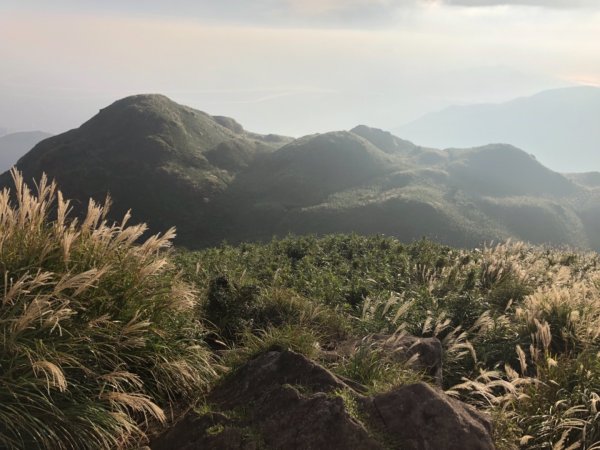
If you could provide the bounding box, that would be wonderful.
[1,0,599,136]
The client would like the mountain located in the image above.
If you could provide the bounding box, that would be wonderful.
[0,131,53,172]
[230,131,396,206]
[395,86,600,173]
[224,125,589,248]
[444,144,577,197]
[565,172,600,188]
[3,94,600,250]
[1,94,291,244]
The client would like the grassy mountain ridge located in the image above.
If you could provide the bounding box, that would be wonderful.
[2,94,291,242]
[445,144,578,197]
[224,126,591,248]
[565,171,600,188]
[4,94,600,249]
[228,130,397,206]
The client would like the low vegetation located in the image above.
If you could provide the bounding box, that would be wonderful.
[180,234,600,449]
[2,170,600,449]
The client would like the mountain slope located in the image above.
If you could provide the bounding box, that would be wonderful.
[222,127,590,249]
[0,131,53,172]
[396,86,600,172]
[2,94,291,244]
[565,172,600,188]
[351,125,447,166]
[230,131,397,206]
[3,94,599,250]
[445,144,578,197]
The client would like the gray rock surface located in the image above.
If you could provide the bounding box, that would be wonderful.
[151,350,494,450]
[368,382,495,450]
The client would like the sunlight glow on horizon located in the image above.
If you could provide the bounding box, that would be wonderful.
[0,3,599,136]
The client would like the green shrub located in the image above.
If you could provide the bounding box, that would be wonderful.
[202,275,349,344]
[225,325,320,368]
[204,274,260,342]
[334,344,424,393]
[254,287,349,341]
[0,171,215,449]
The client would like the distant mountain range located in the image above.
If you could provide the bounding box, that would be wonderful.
[4,94,600,250]
[396,86,600,173]
[0,131,53,172]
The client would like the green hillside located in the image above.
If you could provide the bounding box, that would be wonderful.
[446,144,578,197]
[4,94,600,250]
[224,129,593,249]
[1,94,290,245]
[230,131,396,206]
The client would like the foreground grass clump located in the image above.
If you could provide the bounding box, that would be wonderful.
[179,234,600,449]
[0,171,215,449]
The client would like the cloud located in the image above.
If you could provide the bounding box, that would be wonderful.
[1,0,599,136]
[443,0,597,7]
[2,0,598,30]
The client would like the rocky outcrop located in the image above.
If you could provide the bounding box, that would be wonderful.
[152,351,380,450]
[151,350,494,450]
[366,383,494,450]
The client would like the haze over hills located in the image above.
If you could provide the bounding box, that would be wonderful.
[5,94,600,250]
[0,131,53,172]
[395,86,600,173]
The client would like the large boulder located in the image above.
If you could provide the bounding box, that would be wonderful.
[367,382,495,450]
[152,351,380,450]
[211,349,347,407]
[151,350,494,450]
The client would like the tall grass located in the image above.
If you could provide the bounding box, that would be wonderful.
[0,170,215,449]
[180,235,600,449]
[447,243,600,449]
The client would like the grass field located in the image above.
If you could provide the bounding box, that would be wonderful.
[1,171,599,449]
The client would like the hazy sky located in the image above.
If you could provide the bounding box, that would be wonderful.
[1,0,600,137]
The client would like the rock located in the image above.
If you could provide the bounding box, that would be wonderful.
[151,350,494,450]
[368,382,494,450]
[151,413,252,450]
[153,350,381,450]
[254,385,382,450]
[211,350,348,407]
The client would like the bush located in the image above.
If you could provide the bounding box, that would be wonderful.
[334,344,424,393]
[224,325,320,368]
[253,287,349,341]
[202,276,348,344]
[0,171,215,449]
[204,274,260,342]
